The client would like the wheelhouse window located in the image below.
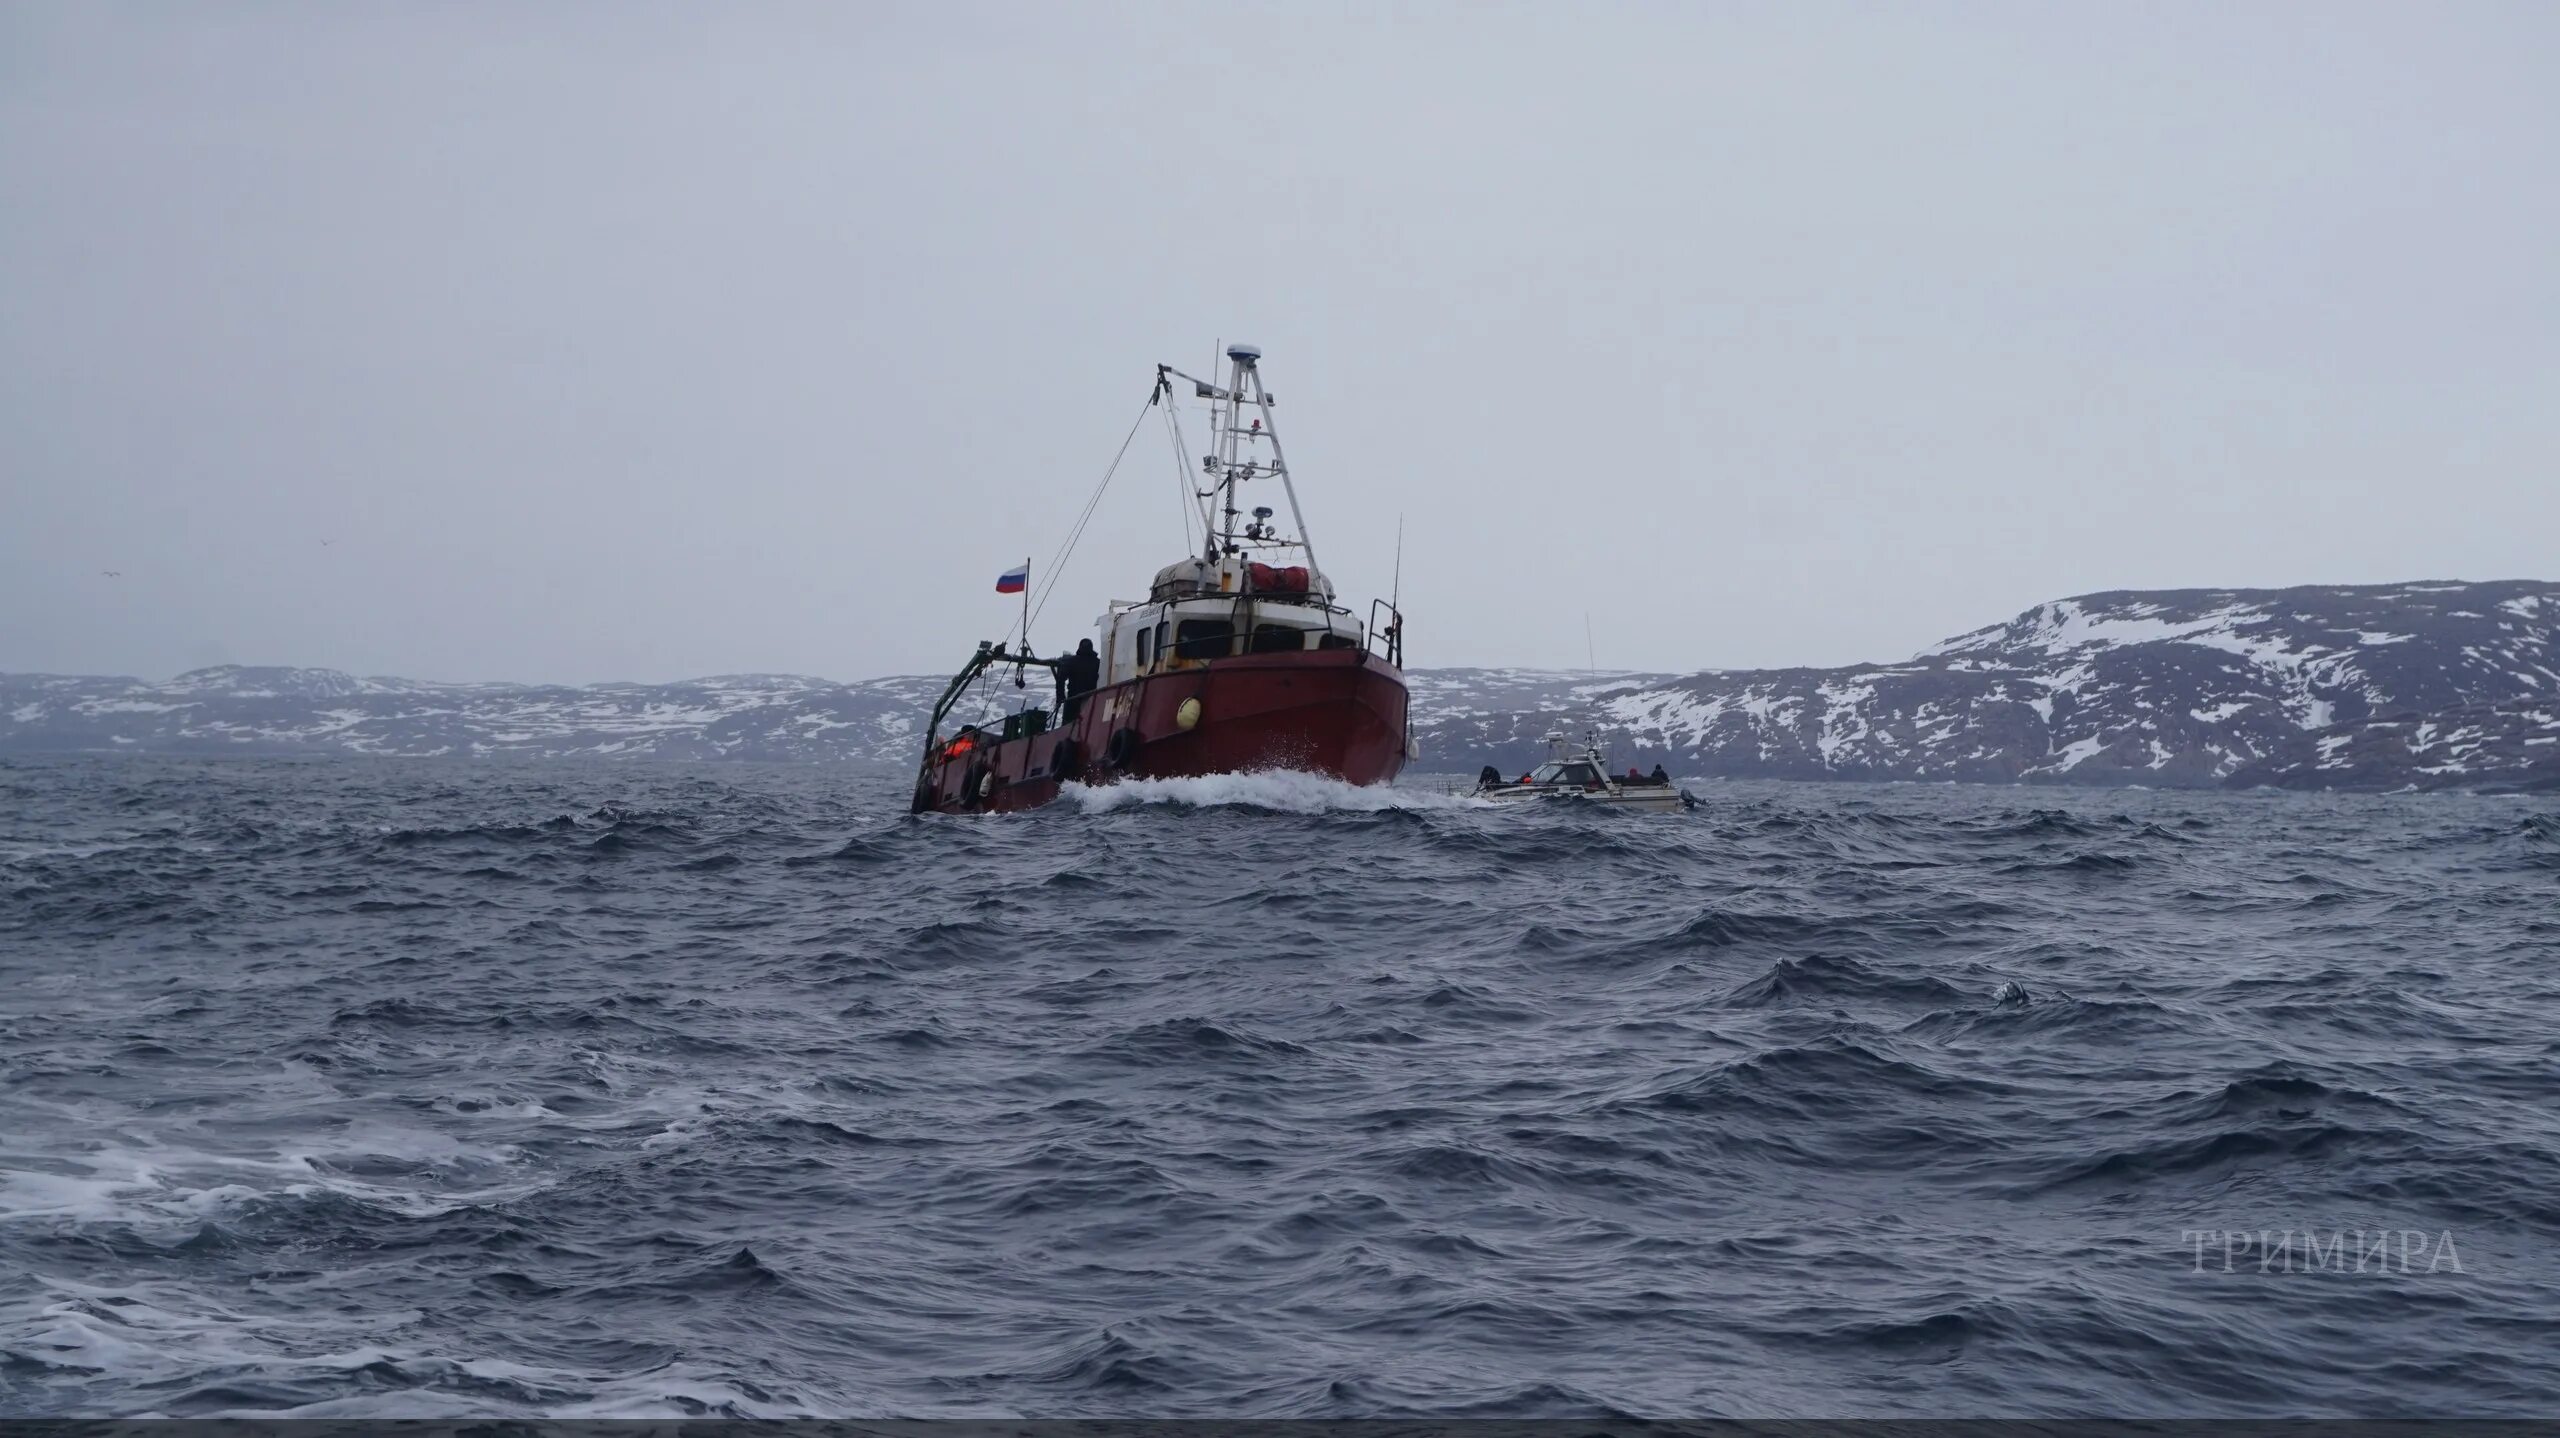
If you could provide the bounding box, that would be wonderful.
[1316,632,1359,650]
[1136,628,1153,666]
[1174,618,1236,660]
[1248,624,1307,654]
[1530,762,1603,785]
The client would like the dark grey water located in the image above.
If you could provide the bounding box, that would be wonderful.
[2,757,2555,1418]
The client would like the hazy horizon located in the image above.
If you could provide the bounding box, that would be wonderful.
[7,4,2556,686]
[4,574,2552,690]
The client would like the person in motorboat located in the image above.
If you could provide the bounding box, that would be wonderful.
[1473,733,1695,811]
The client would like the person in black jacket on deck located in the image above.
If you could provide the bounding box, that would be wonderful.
[1059,639,1101,723]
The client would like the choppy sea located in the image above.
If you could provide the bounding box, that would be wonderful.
[2,757,2556,1418]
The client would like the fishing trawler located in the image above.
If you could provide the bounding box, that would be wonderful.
[910,345,1410,814]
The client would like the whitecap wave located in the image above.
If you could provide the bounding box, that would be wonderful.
[1060,770,1488,815]
[0,1123,545,1231]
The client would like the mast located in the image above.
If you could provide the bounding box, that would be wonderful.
[1166,343,1318,578]
[1215,349,1240,557]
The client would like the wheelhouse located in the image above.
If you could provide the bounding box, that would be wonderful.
[1527,759,1606,787]
[1097,553,1373,684]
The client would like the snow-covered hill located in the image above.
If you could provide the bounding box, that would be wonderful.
[6,581,2554,790]
[1568,580,2559,791]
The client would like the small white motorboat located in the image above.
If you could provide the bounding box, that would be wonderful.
[1473,732,1696,811]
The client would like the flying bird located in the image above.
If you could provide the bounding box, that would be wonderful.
[101,570,120,578]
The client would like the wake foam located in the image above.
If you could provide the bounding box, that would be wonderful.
[1060,770,1487,815]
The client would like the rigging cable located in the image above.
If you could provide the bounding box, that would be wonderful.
[1160,386,1202,555]
[1024,387,1160,644]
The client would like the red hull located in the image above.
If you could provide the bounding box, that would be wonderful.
[915,650,1409,814]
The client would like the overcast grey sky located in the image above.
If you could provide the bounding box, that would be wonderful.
[4,3,2554,684]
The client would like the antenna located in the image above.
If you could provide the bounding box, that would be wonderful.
[1391,514,1404,613]
[1584,611,1596,678]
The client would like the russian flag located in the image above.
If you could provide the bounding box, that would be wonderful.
[995,563,1029,595]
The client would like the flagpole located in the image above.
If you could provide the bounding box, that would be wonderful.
[1019,556,1031,652]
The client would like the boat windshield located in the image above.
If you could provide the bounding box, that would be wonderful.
[1531,761,1603,785]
